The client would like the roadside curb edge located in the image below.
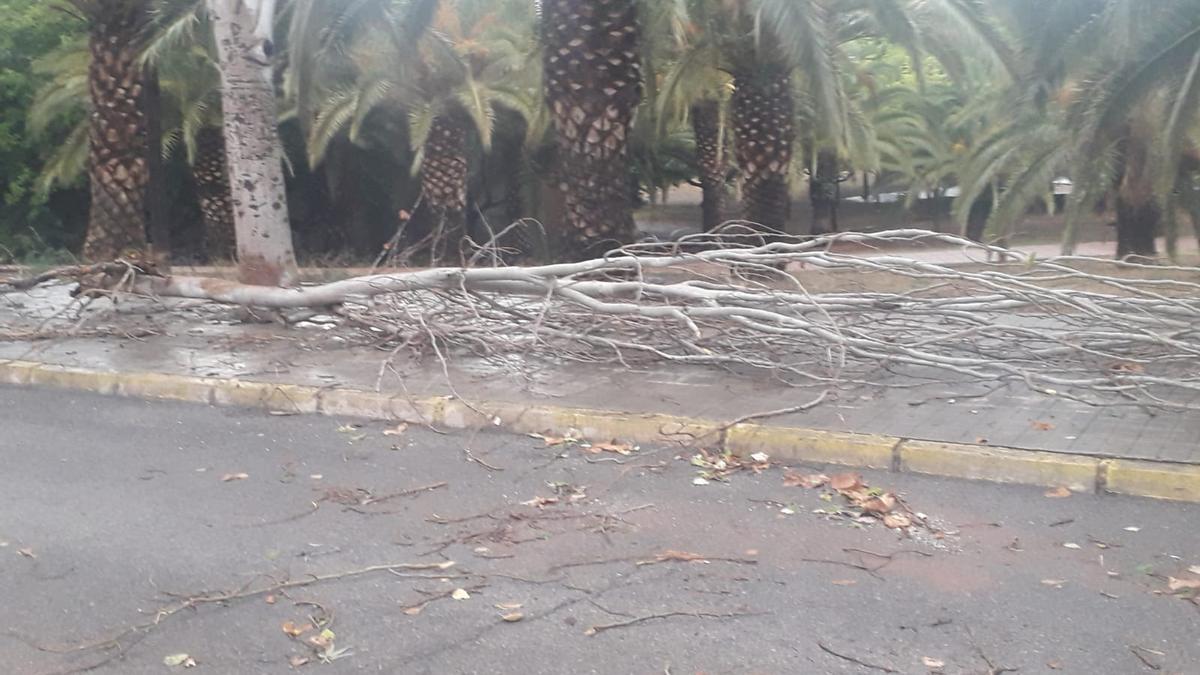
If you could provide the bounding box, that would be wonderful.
[4,359,1196,503]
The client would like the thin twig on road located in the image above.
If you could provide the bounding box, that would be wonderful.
[585,610,763,636]
[816,642,899,673]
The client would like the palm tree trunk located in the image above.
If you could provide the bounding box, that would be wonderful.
[194,126,237,261]
[143,66,171,268]
[964,184,994,243]
[206,0,298,286]
[809,149,839,235]
[542,0,644,260]
[1115,134,1159,260]
[83,0,150,261]
[732,67,794,233]
[691,99,725,231]
[410,113,469,266]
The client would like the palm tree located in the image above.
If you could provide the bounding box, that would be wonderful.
[63,0,155,261]
[541,0,644,259]
[658,0,1010,235]
[296,0,537,264]
[689,98,726,230]
[145,2,238,261]
[33,0,238,263]
[958,0,1200,259]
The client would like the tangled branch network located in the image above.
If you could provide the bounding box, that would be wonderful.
[5,229,1200,411]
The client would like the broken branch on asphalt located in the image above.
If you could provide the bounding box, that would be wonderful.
[8,229,1200,411]
[584,609,763,636]
[23,561,457,656]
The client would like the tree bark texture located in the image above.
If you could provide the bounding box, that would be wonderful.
[142,66,171,267]
[83,0,150,261]
[206,0,298,285]
[194,125,237,261]
[1115,133,1159,259]
[542,0,644,260]
[691,99,725,232]
[733,67,794,233]
[410,113,470,266]
[809,149,839,236]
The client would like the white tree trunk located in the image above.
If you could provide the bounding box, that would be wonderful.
[206,0,298,286]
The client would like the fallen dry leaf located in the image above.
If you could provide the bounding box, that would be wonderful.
[1167,577,1200,592]
[584,441,634,455]
[305,628,336,651]
[922,656,946,670]
[882,512,913,529]
[1032,421,1056,431]
[163,654,192,667]
[17,547,35,559]
[451,588,471,600]
[288,655,310,667]
[282,620,312,637]
[749,452,770,463]
[221,472,249,482]
[1189,565,1200,575]
[402,605,425,616]
[382,423,409,437]
[495,602,523,610]
[783,471,829,489]
[829,472,864,491]
[692,477,710,486]
[519,496,559,508]
[860,493,898,515]
[1047,659,1063,670]
[265,594,277,605]
[500,612,524,622]
[831,579,858,586]
[1044,486,1072,498]
[1108,361,1145,374]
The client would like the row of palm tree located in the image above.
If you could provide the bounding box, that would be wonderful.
[30,0,1200,269]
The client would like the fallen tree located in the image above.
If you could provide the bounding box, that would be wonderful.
[4,229,1200,411]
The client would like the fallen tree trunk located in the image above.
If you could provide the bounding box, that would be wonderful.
[5,229,1200,411]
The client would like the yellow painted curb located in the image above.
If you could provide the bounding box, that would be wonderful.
[5,359,1200,502]
[26,364,124,396]
[0,360,38,385]
[319,388,442,426]
[726,425,896,469]
[212,381,322,414]
[900,440,1099,492]
[1105,460,1200,502]
[118,372,219,404]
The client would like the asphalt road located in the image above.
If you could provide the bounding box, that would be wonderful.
[1,386,1198,675]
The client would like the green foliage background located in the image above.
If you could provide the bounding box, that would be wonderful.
[0,0,87,263]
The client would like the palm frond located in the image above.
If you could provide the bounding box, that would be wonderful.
[36,119,90,196]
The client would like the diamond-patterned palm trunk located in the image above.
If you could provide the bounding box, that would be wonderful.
[194,126,236,261]
[83,0,150,261]
[732,68,794,234]
[412,113,469,266]
[542,0,644,260]
[691,99,725,232]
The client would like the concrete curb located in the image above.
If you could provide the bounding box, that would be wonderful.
[4,359,1199,503]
